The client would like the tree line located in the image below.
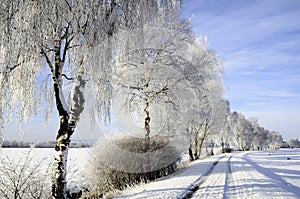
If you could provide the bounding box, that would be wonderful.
[187,100,285,161]
[220,110,283,151]
[1,140,90,148]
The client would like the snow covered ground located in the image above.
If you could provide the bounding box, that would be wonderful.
[1,148,299,198]
[0,147,90,188]
[114,149,300,199]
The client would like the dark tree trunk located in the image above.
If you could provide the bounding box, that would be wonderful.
[221,138,225,153]
[144,100,151,151]
[189,147,194,161]
[193,133,199,160]
[198,118,209,159]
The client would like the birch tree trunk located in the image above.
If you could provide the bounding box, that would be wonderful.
[198,118,209,158]
[52,74,86,198]
[52,118,73,198]
[48,39,86,198]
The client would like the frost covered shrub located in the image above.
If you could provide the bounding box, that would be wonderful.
[0,147,51,199]
[85,135,180,197]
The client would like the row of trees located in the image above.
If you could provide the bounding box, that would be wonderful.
[220,111,283,151]
[187,99,284,161]
[1,140,90,148]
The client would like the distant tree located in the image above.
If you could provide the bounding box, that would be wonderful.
[268,131,283,149]
[219,100,231,153]
[250,118,266,150]
[248,117,283,150]
[288,138,300,148]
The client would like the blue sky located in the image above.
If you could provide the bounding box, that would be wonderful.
[183,0,300,140]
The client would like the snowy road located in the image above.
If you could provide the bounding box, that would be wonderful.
[115,149,300,199]
[225,152,300,199]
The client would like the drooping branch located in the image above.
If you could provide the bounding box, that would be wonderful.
[122,83,143,91]
[41,48,54,71]
[61,34,74,64]
[63,0,72,11]
[61,74,74,81]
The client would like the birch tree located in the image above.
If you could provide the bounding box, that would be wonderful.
[183,39,226,160]
[112,32,195,151]
[219,100,230,153]
[107,0,193,152]
[188,90,226,159]
[0,0,182,197]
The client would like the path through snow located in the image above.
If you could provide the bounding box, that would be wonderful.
[114,149,300,199]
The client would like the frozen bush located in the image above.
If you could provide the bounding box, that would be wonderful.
[84,135,181,197]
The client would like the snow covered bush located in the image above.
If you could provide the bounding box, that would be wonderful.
[0,147,51,199]
[84,135,181,197]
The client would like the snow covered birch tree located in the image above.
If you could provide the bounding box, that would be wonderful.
[0,0,183,197]
[0,1,111,197]
[107,1,192,152]
[182,38,226,160]
[112,35,195,151]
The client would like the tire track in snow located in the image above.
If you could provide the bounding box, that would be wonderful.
[180,155,227,199]
[222,155,233,199]
[191,155,233,199]
[228,152,300,199]
[244,153,300,198]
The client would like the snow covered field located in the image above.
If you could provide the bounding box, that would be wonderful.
[0,147,90,188]
[1,148,300,198]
